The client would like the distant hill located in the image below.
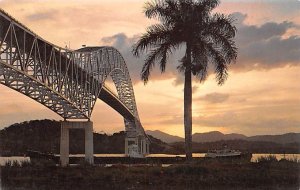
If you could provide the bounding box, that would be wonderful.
[192,131,247,142]
[146,130,300,145]
[146,130,247,143]
[0,120,178,156]
[247,133,300,144]
[1,120,299,156]
[146,130,184,143]
[171,140,300,154]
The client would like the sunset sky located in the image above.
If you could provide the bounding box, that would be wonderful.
[0,0,299,137]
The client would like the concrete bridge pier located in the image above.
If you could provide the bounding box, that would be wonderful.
[125,136,149,157]
[140,137,150,155]
[125,137,137,155]
[60,121,94,166]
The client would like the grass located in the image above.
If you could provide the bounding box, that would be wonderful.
[1,156,299,190]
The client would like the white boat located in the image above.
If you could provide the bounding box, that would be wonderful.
[205,149,241,158]
[204,147,252,162]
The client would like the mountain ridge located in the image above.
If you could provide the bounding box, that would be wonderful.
[146,130,300,144]
[0,120,299,155]
[146,130,184,143]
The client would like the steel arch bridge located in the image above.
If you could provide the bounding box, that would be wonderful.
[0,9,149,160]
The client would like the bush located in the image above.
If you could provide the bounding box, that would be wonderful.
[4,160,13,167]
[77,159,94,168]
[20,160,32,167]
[31,159,56,167]
[166,164,208,175]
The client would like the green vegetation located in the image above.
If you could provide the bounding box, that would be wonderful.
[1,157,299,190]
[133,0,237,161]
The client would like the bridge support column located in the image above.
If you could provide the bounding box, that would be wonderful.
[60,123,69,167]
[125,138,128,155]
[85,123,94,164]
[140,138,144,154]
[125,137,137,156]
[125,136,150,157]
[142,139,147,155]
[140,137,150,155]
[146,141,150,154]
[60,121,94,166]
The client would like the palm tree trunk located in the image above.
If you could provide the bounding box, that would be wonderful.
[184,43,192,161]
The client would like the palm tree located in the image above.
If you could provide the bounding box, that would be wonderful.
[133,0,237,161]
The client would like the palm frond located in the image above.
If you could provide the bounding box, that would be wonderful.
[176,54,187,74]
[202,13,237,64]
[208,13,237,38]
[144,0,179,25]
[191,44,208,82]
[189,0,219,15]
[215,62,228,85]
[134,0,237,86]
[177,63,185,74]
[204,33,237,64]
[205,42,228,85]
[141,41,174,83]
[200,0,220,12]
[144,0,165,19]
[132,24,171,57]
[141,49,158,83]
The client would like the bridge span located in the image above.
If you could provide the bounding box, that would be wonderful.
[0,9,149,165]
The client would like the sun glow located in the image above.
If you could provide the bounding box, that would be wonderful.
[192,104,201,117]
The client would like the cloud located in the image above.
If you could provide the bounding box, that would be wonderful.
[26,10,57,21]
[239,36,300,68]
[100,33,145,84]
[158,106,300,136]
[101,33,137,49]
[192,109,300,135]
[100,12,300,86]
[232,12,300,71]
[192,86,199,94]
[199,93,230,104]
[172,75,184,86]
[100,33,180,84]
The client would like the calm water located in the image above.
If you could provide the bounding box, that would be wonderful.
[0,153,299,166]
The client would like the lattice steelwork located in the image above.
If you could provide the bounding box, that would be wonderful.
[0,9,146,138]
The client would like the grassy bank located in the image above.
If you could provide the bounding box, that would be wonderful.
[1,157,300,190]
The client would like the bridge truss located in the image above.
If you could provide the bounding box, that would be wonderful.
[0,9,149,156]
